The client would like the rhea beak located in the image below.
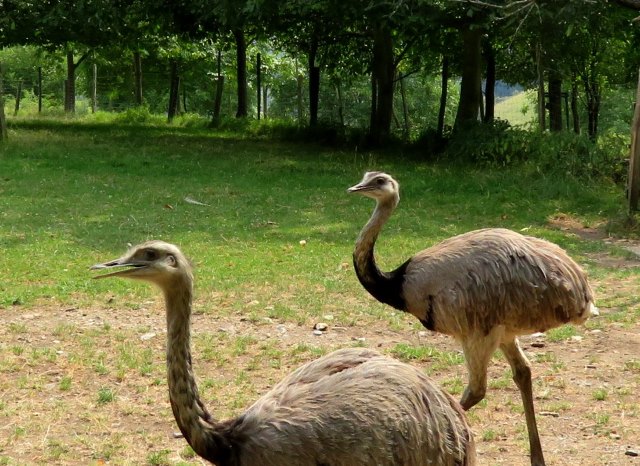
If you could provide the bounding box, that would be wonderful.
[347,182,371,193]
[90,257,147,279]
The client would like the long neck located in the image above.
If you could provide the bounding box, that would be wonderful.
[353,195,407,311]
[163,279,235,464]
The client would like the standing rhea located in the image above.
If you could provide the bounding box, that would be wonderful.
[348,171,598,466]
[91,240,476,466]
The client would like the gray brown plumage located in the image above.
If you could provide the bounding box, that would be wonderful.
[348,171,598,466]
[91,240,476,466]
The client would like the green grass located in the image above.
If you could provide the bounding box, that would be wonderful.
[546,325,580,342]
[593,388,608,401]
[494,90,537,126]
[0,120,626,313]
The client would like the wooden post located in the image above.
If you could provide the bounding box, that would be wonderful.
[627,67,640,212]
[0,63,7,141]
[91,63,97,113]
[256,53,261,120]
[38,67,42,113]
[14,80,22,116]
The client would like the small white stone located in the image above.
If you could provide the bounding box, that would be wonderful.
[140,332,156,341]
[314,323,328,332]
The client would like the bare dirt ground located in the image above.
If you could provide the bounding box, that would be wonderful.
[1,219,639,466]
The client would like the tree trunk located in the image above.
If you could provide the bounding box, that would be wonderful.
[263,86,268,119]
[571,73,580,134]
[13,80,22,116]
[63,50,89,114]
[483,40,495,123]
[181,78,187,113]
[233,29,248,118]
[212,76,224,125]
[370,73,377,133]
[296,64,304,125]
[454,27,483,130]
[548,69,562,132]
[168,60,179,122]
[583,75,600,140]
[399,75,410,140]
[370,25,394,144]
[627,67,640,212]
[536,43,546,132]
[65,51,76,113]
[335,81,344,127]
[437,55,449,139]
[133,51,143,105]
[308,35,320,127]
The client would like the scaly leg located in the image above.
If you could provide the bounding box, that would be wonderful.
[500,338,546,466]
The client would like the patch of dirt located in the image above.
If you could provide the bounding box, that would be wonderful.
[548,213,609,242]
[1,295,639,466]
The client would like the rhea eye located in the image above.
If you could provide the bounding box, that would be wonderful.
[376,177,385,185]
[144,249,158,261]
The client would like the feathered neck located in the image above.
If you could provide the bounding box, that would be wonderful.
[162,276,236,464]
[352,194,407,311]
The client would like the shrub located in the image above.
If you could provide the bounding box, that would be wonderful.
[441,119,629,182]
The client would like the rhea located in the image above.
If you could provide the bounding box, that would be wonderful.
[348,171,598,466]
[91,240,476,466]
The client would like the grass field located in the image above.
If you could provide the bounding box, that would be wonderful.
[495,90,537,126]
[0,121,639,465]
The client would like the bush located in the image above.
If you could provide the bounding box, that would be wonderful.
[444,119,536,165]
[441,119,630,182]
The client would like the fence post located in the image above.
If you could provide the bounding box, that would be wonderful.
[0,63,7,141]
[256,53,261,120]
[38,67,42,113]
[91,63,97,113]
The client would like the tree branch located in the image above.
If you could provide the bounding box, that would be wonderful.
[612,0,640,10]
[74,52,91,70]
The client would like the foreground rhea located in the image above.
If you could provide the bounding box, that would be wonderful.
[91,240,476,466]
[348,171,598,466]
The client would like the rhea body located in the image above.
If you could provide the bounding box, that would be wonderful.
[92,240,476,466]
[348,172,597,466]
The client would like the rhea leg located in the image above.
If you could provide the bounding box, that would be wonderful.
[459,328,502,410]
[500,338,546,466]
